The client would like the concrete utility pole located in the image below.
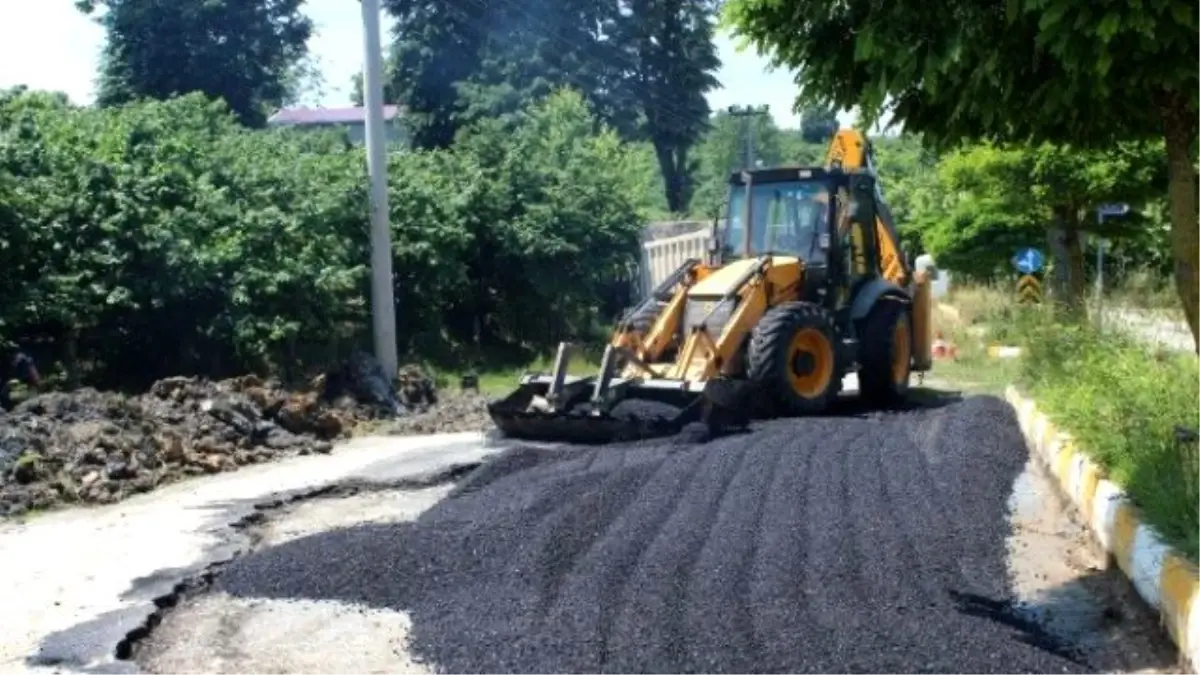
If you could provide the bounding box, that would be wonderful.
[1093,203,1130,333]
[359,0,398,376]
[727,105,770,170]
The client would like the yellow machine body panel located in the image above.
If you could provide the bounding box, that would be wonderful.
[911,269,934,371]
[666,258,803,383]
[686,256,801,298]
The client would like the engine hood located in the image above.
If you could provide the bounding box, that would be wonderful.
[687,256,802,297]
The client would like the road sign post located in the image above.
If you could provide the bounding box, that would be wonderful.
[1010,247,1044,305]
[1093,203,1129,332]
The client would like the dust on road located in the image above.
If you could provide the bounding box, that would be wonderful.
[196,394,1178,674]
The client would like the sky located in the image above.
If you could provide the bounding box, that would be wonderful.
[0,0,856,130]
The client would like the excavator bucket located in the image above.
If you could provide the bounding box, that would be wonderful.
[486,344,755,444]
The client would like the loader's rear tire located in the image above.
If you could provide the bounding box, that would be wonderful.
[858,296,912,407]
[748,301,841,416]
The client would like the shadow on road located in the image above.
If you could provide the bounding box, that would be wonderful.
[821,384,966,419]
[951,565,1180,673]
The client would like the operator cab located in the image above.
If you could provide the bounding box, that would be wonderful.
[713,165,883,310]
[720,167,836,263]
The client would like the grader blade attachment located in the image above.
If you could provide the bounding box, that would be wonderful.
[485,374,706,444]
[486,376,756,444]
[486,343,757,444]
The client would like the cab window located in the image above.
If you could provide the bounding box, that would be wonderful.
[725,181,830,261]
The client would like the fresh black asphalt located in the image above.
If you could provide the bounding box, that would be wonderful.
[217,394,1103,673]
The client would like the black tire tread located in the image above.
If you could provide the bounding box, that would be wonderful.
[857,295,912,407]
[747,301,841,416]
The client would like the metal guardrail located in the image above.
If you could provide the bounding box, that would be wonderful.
[639,229,710,298]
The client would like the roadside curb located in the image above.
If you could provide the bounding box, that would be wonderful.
[1005,385,1199,668]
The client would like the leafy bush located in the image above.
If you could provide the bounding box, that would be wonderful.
[1018,319,1200,561]
[0,87,646,387]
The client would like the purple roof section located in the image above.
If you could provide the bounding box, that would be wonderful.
[268,105,402,125]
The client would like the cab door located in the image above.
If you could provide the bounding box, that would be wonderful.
[844,175,881,292]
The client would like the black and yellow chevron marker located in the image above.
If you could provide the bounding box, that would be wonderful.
[1016,274,1042,304]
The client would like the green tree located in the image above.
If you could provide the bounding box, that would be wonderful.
[910,141,1166,310]
[380,0,720,213]
[722,0,1200,348]
[77,0,313,127]
[870,134,938,253]
[0,86,653,384]
[446,89,649,350]
[691,109,784,218]
[611,0,721,213]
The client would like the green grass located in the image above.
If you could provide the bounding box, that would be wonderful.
[428,350,604,397]
[927,294,1024,396]
[938,286,1200,563]
[1018,318,1199,562]
[1107,269,1182,312]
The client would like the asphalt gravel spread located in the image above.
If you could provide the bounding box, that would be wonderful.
[219,394,1099,673]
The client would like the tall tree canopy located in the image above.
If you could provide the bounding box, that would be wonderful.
[722,0,1199,348]
[615,0,722,213]
[76,0,313,127]
[910,142,1166,303]
[379,0,720,213]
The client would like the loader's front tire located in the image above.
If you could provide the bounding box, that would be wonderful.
[623,300,668,333]
[858,296,912,407]
[748,301,841,416]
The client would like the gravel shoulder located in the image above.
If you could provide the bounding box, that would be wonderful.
[200,393,1177,674]
[0,431,500,674]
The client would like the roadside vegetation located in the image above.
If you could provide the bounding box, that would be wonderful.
[935,284,1199,562]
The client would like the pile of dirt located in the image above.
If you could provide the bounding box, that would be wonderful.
[0,360,490,517]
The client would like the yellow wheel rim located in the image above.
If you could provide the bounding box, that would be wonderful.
[788,328,834,398]
[892,315,911,385]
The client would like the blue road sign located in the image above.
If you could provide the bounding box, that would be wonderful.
[1097,202,1130,217]
[1011,247,1044,274]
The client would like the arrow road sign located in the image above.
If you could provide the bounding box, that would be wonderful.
[1097,202,1130,217]
[1017,274,1042,304]
[1011,247,1044,274]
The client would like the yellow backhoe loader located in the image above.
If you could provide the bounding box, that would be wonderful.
[487,129,936,443]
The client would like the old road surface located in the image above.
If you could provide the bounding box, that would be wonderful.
[3,388,1180,674]
[0,432,501,675]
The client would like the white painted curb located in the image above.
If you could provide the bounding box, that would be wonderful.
[1005,386,1199,668]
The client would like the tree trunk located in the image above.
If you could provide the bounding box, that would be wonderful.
[1160,95,1200,352]
[1047,215,1086,320]
[1047,226,1071,305]
[1065,229,1087,313]
[654,141,685,213]
[65,327,80,390]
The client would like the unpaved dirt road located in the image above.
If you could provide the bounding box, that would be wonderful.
[154,393,1174,674]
